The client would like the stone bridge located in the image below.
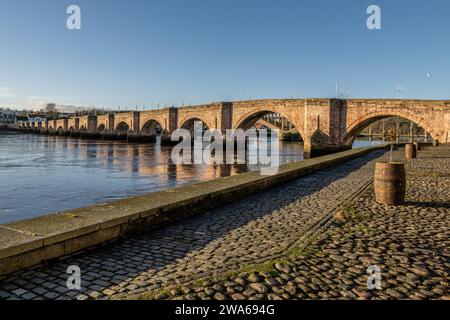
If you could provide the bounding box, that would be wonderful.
[24,99,450,157]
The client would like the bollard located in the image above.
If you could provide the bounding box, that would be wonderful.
[432,139,439,147]
[405,143,416,160]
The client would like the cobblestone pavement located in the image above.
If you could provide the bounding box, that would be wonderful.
[145,146,450,300]
[1,147,448,300]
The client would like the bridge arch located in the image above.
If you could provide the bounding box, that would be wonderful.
[180,117,210,133]
[343,112,435,145]
[233,109,303,140]
[97,124,106,132]
[140,119,165,136]
[115,122,130,135]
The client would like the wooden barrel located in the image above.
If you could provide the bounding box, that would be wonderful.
[405,143,416,160]
[374,162,406,205]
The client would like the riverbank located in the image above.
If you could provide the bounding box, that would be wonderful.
[0,125,19,131]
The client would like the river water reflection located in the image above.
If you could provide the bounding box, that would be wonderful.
[0,132,307,223]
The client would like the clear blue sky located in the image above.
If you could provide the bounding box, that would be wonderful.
[0,0,449,110]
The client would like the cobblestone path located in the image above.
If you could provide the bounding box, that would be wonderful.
[146,146,450,300]
[1,147,447,300]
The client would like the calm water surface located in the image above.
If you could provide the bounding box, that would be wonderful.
[0,132,307,223]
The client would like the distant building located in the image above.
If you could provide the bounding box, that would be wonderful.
[14,115,29,127]
[28,115,45,123]
[0,114,15,124]
[0,109,16,126]
[6,111,48,127]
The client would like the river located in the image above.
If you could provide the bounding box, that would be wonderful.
[1,131,312,223]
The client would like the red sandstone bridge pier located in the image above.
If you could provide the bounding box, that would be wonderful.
[16,98,450,157]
